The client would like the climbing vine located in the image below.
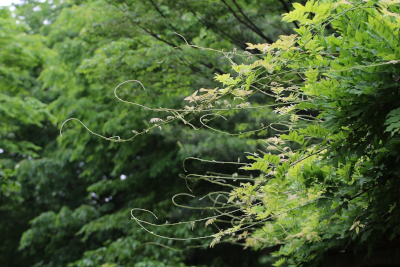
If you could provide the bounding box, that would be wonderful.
[62,0,400,265]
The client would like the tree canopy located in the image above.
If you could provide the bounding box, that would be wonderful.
[1,0,400,266]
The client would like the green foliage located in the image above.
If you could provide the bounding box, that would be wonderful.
[384,107,400,135]
[105,0,399,265]
[0,6,54,266]
[176,0,400,265]
[6,0,400,266]
[0,7,51,159]
[1,0,301,266]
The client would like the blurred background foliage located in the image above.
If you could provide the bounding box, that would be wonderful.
[0,0,302,266]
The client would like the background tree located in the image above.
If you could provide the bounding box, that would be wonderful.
[0,7,54,266]
[1,0,303,266]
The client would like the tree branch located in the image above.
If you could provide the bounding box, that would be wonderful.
[231,0,276,41]
[220,0,273,43]
[187,8,248,50]
[139,26,179,48]
[277,0,299,28]
[147,0,180,33]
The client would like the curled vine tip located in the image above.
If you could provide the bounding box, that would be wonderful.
[200,113,227,123]
[60,118,91,137]
[114,80,150,109]
[131,208,158,220]
[174,32,190,46]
